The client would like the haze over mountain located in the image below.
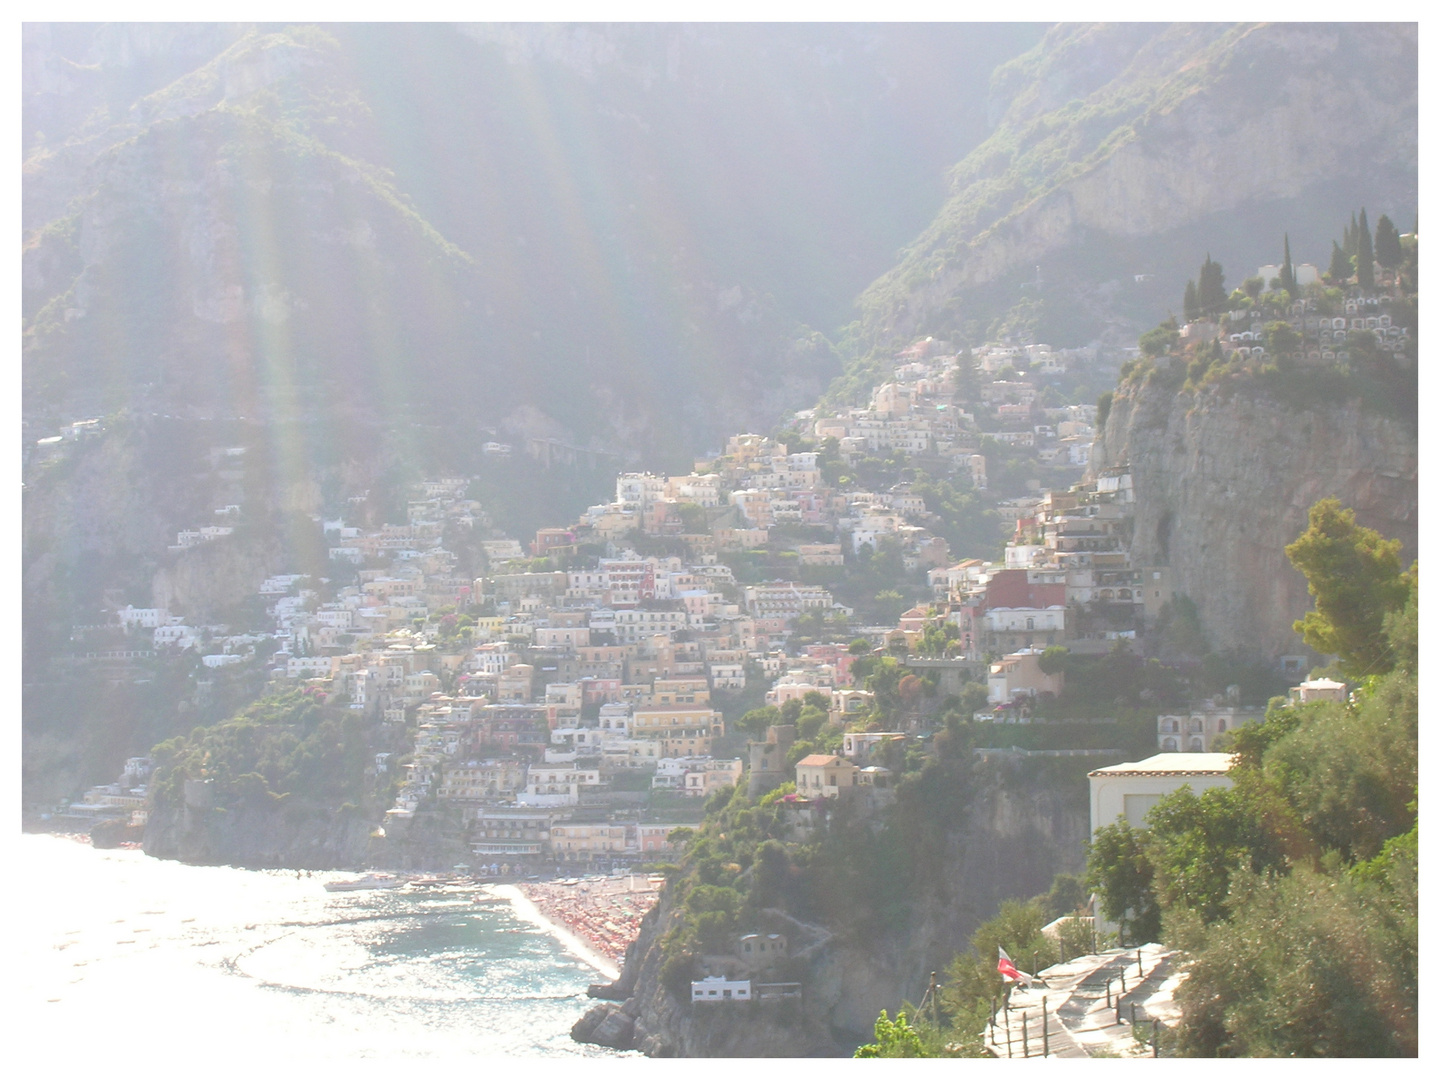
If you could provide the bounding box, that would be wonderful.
[23,22,1045,468]
[854,23,1416,355]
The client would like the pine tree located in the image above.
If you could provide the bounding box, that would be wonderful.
[1357,208,1375,291]
[1374,214,1402,270]
[1328,240,1352,283]
[1279,234,1297,297]
[1285,498,1412,678]
[1183,279,1200,322]
[1344,213,1359,260]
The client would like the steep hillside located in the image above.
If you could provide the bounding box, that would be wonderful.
[23,22,1044,464]
[1090,371,1417,661]
[575,755,1093,1056]
[856,23,1417,351]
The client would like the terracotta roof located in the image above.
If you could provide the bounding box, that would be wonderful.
[795,754,845,767]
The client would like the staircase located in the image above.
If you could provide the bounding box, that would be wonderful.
[981,944,1182,1058]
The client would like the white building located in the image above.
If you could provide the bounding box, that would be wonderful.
[691,976,752,1003]
[1087,753,1235,835]
[119,606,172,630]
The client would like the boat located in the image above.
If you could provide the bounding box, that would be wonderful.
[324,872,404,892]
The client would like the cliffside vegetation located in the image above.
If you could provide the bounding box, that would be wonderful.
[1113,213,1417,427]
[654,749,979,998]
[846,502,1417,1057]
[853,24,1414,357]
[148,688,395,815]
[1084,503,1417,1056]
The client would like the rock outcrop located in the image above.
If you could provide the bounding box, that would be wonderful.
[859,22,1417,346]
[1091,377,1417,660]
[574,756,1093,1056]
[143,797,472,871]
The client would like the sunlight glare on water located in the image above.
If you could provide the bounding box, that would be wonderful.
[14,834,634,1064]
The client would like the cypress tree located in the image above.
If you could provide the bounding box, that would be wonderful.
[1343,213,1359,259]
[1356,209,1375,291]
[1183,279,1200,322]
[1198,254,1226,315]
[1328,240,1352,283]
[1374,214,1401,270]
[1279,234,1297,297]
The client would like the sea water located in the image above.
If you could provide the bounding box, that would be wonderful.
[15,834,633,1064]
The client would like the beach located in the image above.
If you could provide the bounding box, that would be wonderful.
[507,875,664,982]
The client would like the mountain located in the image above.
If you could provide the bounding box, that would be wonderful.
[22,22,1045,466]
[854,22,1417,352]
[1092,377,1417,662]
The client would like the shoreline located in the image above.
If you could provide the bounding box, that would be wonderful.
[491,883,621,982]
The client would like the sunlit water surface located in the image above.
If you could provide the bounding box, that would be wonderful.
[15,834,632,1064]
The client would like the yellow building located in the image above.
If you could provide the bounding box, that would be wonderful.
[631,706,724,757]
[551,823,629,863]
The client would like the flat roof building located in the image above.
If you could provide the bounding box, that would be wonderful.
[1088,752,1235,835]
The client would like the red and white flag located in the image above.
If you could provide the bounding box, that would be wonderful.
[997,946,1030,986]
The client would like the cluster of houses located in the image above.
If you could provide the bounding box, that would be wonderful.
[69,322,1325,853]
[560,339,1100,573]
[1181,270,1410,364]
[878,467,1167,713]
[566,434,952,571]
[61,756,154,827]
[807,339,1097,473]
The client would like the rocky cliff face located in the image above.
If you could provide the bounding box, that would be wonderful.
[143,797,471,871]
[1091,378,1417,660]
[575,756,1092,1056]
[859,22,1417,346]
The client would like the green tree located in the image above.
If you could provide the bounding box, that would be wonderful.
[957,681,990,718]
[1172,863,1416,1057]
[1263,320,1301,368]
[1139,317,1179,358]
[864,655,906,717]
[854,1010,931,1058]
[1241,275,1264,301]
[1279,234,1296,298]
[1260,670,1416,863]
[738,705,781,738]
[1374,213,1402,270]
[1144,784,1288,925]
[1356,208,1375,291]
[1041,873,1089,920]
[1086,818,1161,945]
[955,347,981,402]
[1096,390,1113,429]
[1036,645,1069,675]
[939,897,1059,1042]
[1183,279,1200,322]
[795,704,828,740]
[1197,254,1226,315]
[1284,499,1412,678]
[1327,239,1352,283]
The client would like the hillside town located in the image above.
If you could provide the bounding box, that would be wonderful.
[55,250,1403,872]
